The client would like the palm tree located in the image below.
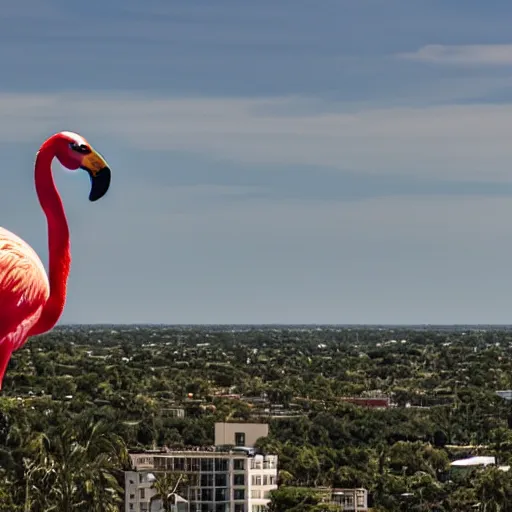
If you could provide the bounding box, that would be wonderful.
[22,419,129,511]
[150,472,190,512]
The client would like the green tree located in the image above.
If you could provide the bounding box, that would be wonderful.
[150,472,189,511]
[268,487,338,512]
[474,466,512,512]
[23,420,128,511]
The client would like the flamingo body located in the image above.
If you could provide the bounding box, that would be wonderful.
[0,227,49,383]
[0,131,111,389]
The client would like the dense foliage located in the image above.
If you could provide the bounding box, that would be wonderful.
[2,324,512,510]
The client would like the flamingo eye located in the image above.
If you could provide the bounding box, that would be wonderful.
[70,142,91,154]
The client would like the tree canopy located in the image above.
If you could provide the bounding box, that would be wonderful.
[1,324,512,510]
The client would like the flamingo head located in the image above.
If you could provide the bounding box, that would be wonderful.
[53,131,111,202]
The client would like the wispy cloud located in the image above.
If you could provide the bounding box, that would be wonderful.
[398,44,512,65]
[4,91,512,183]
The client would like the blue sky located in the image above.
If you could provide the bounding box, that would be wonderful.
[2,0,512,324]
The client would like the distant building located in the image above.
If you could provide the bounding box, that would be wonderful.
[339,396,390,409]
[449,456,501,477]
[250,407,303,419]
[312,487,369,511]
[451,456,496,468]
[125,422,277,512]
[214,422,269,448]
[163,407,186,418]
[216,394,242,400]
[329,488,368,511]
[496,390,512,401]
[449,455,511,474]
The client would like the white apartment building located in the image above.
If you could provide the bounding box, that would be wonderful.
[125,422,278,512]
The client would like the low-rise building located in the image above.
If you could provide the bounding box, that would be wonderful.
[329,488,368,511]
[339,396,390,409]
[125,422,277,512]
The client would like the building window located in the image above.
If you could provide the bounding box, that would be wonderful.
[251,490,261,499]
[263,460,274,469]
[234,505,245,512]
[140,488,145,499]
[201,458,214,472]
[215,488,228,501]
[189,457,200,471]
[201,474,213,487]
[201,488,213,501]
[234,489,245,501]
[215,458,229,472]
[252,475,262,486]
[215,473,227,487]
[234,432,246,446]
[154,457,166,470]
[233,474,245,486]
[234,458,245,470]
[269,476,276,485]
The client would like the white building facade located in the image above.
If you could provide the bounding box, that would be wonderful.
[125,423,277,512]
[125,450,277,512]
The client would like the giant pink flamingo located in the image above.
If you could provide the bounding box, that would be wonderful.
[0,131,111,389]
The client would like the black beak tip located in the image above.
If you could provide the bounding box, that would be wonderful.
[88,166,111,202]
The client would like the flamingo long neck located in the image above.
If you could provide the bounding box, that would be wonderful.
[29,140,71,336]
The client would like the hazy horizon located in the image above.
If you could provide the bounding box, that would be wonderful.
[58,323,512,328]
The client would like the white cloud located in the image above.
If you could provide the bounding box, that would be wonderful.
[3,91,512,182]
[398,44,512,65]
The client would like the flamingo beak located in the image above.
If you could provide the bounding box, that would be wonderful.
[80,149,111,202]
